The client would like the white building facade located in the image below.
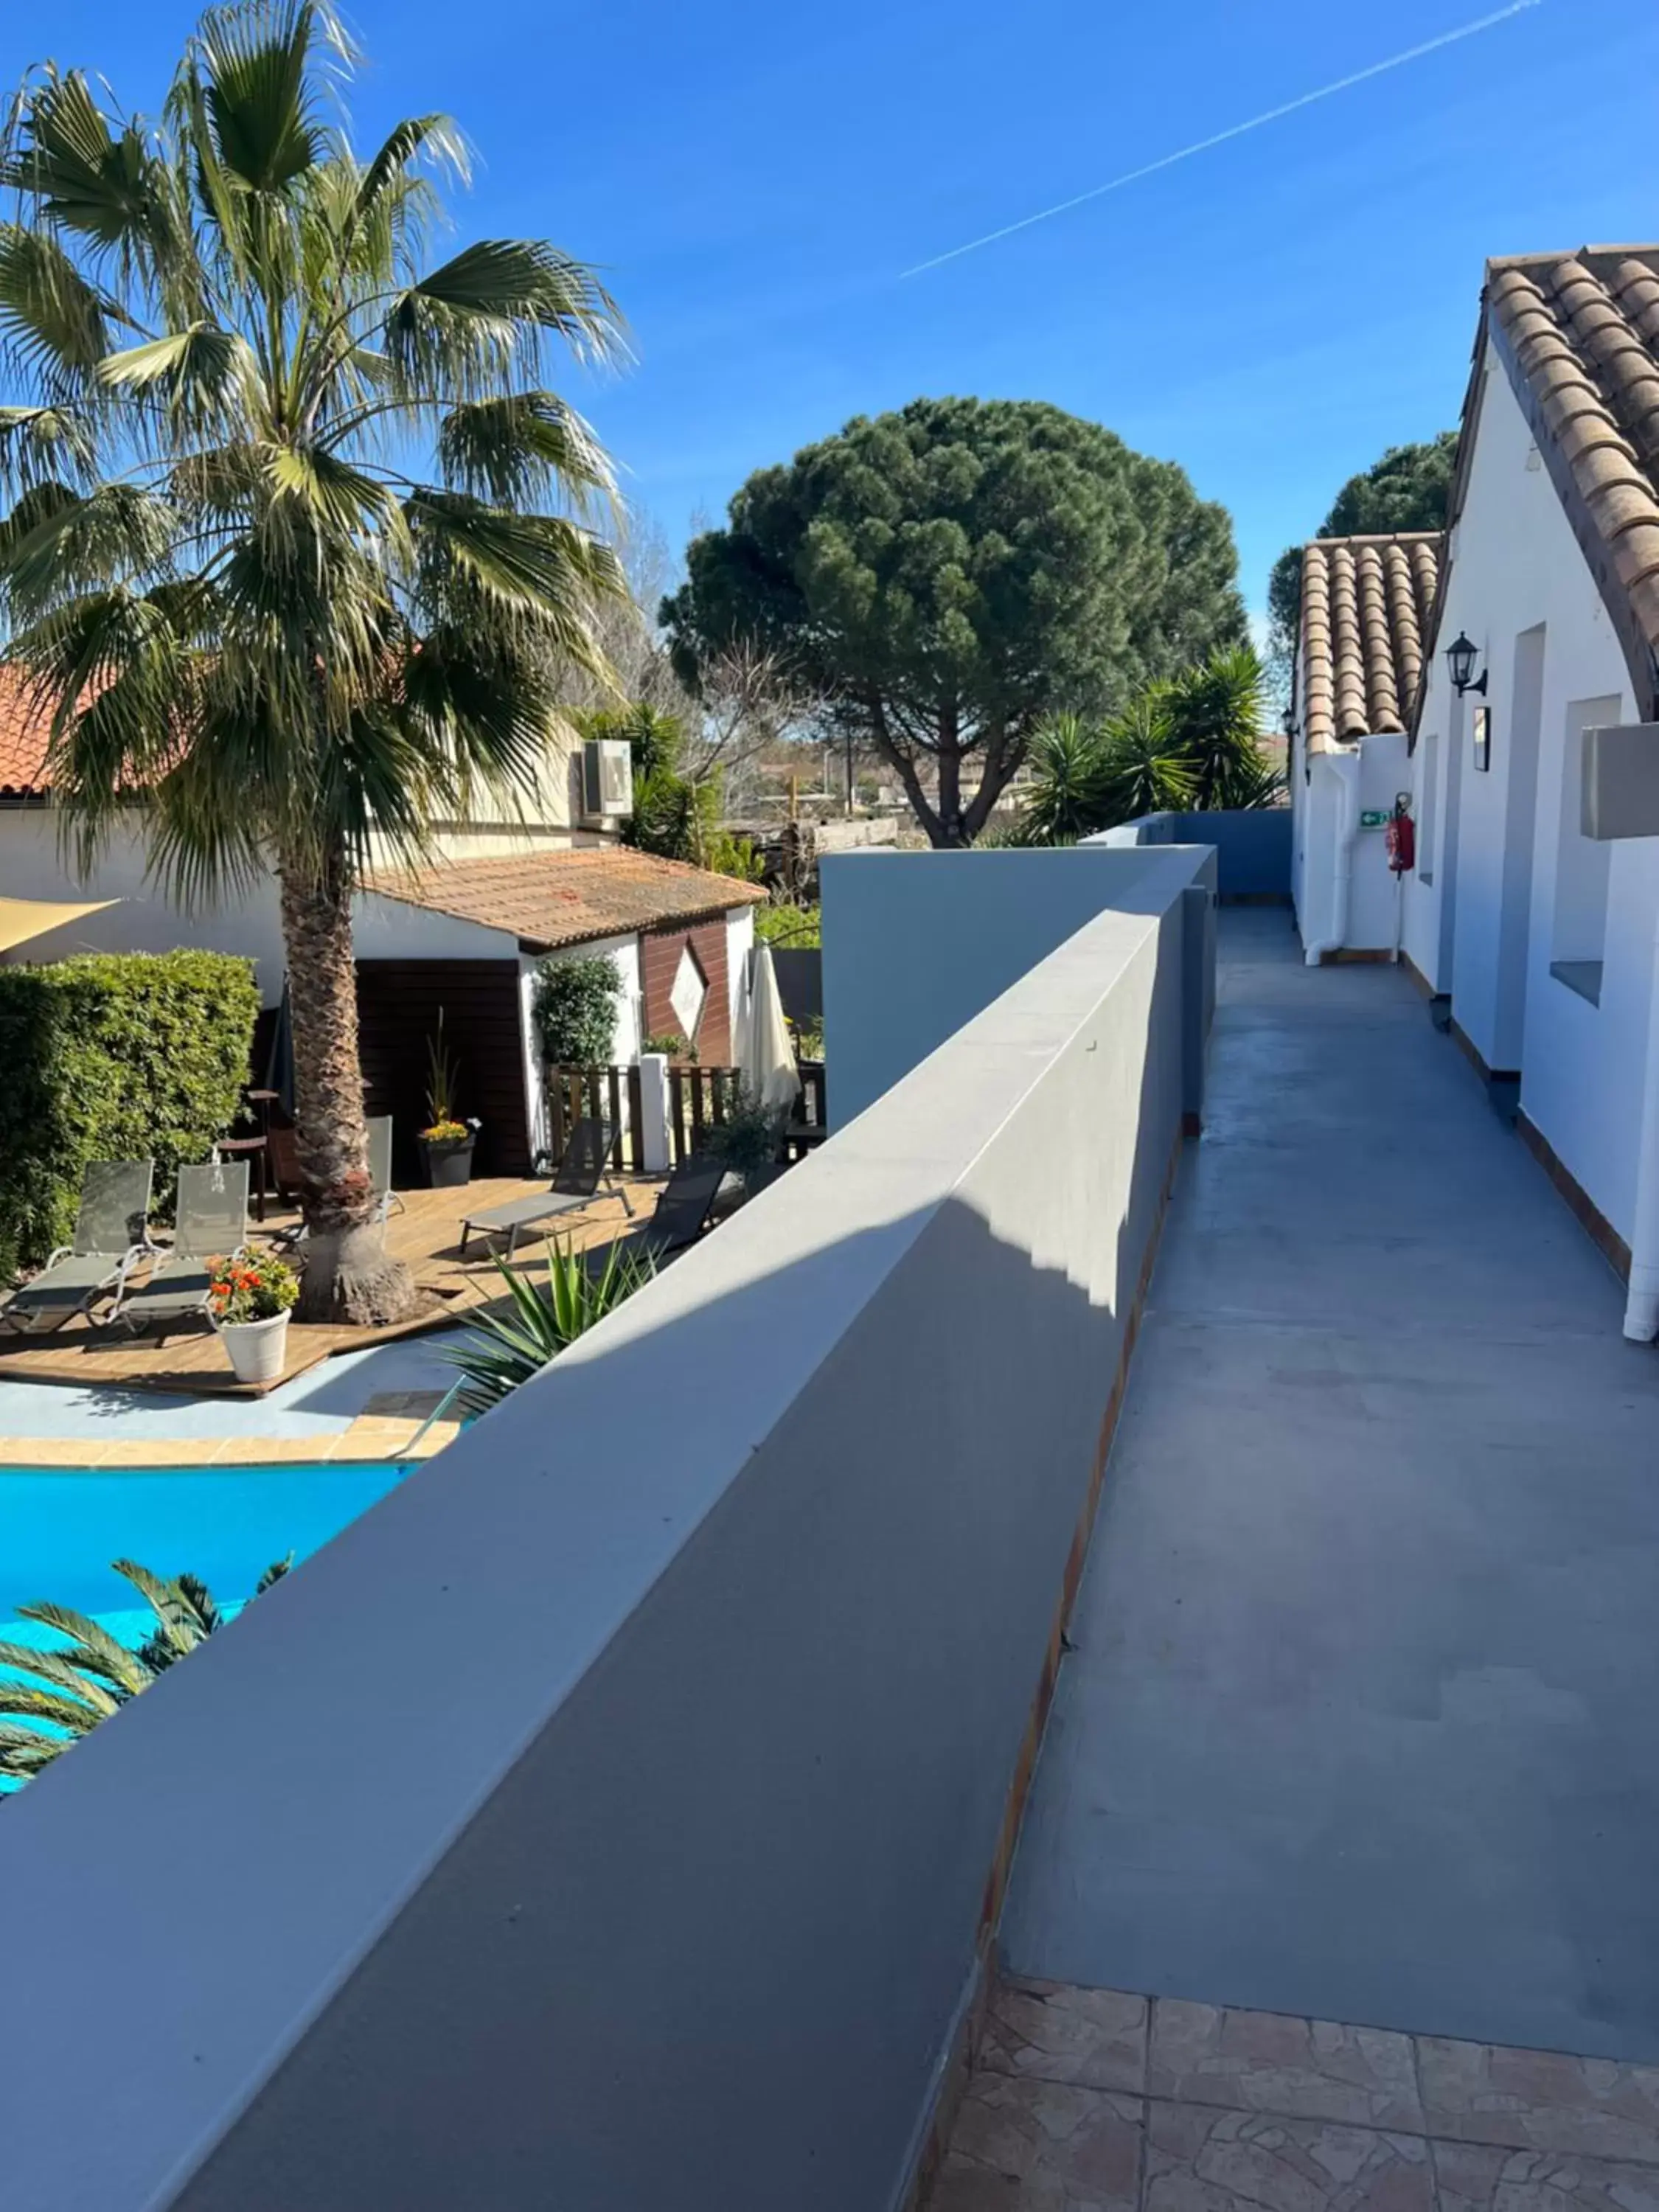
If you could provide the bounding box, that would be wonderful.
[1398,247,1659,1335]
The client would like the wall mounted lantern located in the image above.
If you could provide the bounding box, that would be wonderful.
[1446,631,1488,697]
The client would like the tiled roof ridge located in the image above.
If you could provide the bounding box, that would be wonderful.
[1299,532,1442,754]
[1303,529,1442,547]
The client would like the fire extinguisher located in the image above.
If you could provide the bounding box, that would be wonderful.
[1384,793,1416,876]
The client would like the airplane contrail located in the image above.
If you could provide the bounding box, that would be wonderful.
[900,0,1544,277]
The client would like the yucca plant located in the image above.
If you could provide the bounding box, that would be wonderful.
[1097,695,1197,821]
[443,1237,655,1414]
[0,1,627,1323]
[0,1554,291,1785]
[1160,644,1273,810]
[1016,712,1110,846]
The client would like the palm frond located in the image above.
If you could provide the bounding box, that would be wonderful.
[10,1601,150,1691]
[437,391,614,512]
[0,403,94,494]
[0,481,175,622]
[407,489,622,644]
[0,72,170,260]
[0,1554,290,1787]
[0,1641,124,1715]
[386,239,624,392]
[0,223,114,391]
[353,112,467,222]
[193,0,331,192]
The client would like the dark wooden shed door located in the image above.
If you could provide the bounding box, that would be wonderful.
[355,959,529,1180]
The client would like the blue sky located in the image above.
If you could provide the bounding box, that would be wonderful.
[5,0,1658,621]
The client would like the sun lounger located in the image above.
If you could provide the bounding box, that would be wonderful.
[117,1159,249,1335]
[459,1117,628,1259]
[0,1160,155,1335]
[582,1155,726,1279]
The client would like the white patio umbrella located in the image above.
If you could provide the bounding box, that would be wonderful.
[736,945,802,1116]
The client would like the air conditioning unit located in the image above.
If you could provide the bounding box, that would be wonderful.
[581,738,633,824]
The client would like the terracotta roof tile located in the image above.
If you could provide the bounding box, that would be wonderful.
[1485,246,1659,667]
[0,666,52,794]
[363,847,767,951]
[1299,533,1442,753]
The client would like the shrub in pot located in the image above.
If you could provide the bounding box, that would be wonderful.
[706,1086,785,1197]
[208,1250,299,1385]
[419,1010,479,1186]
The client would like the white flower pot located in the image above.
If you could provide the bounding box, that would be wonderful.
[218,1310,291,1386]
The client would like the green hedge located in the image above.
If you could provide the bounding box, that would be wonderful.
[0,950,260,1276]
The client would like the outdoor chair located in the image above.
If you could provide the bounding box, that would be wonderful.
[458,1117,630,1259]
[582,1154,726,1280]
[116,1159,249,1337]
[0,1160,155,1335]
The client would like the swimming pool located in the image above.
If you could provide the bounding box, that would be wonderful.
[0,1460,411,1640]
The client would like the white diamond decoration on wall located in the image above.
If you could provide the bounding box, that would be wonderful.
[669,945,707,1043]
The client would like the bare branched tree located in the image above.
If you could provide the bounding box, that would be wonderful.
[679,639,824,806]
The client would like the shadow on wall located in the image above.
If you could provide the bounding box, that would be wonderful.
[1,899,1192,2212]
[167,1197,1160,2212]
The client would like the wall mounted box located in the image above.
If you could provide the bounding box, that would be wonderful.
[1582,722,1659,840]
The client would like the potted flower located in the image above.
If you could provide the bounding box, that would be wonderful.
[419,1009,479,1188]
[208,1251,300,1385]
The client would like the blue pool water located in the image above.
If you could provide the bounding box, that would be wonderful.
[0,1461,411,1638]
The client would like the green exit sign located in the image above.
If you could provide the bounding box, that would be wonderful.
[1359,810,1390,829]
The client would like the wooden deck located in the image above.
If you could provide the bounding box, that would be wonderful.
[0,1174,656,1399]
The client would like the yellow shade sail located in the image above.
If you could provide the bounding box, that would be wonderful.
[0,895,120,954]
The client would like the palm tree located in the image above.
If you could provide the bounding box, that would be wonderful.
[0,1555,290,1786]
[0,2,626,1321]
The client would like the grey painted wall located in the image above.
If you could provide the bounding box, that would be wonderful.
[1090,809,1291,900]
[0,847,1211,2212]
[822,844,1212,1128]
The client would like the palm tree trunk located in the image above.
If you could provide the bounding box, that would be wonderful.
[278,849,420,1326]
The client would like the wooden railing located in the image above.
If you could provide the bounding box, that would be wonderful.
[544,1060,829,1174]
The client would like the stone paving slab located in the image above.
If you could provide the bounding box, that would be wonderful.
[926,1980,1659,2212]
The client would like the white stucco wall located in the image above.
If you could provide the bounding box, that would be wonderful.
[0,813,608,1006]
[0,810,290,993]
[352,894,518,964]
[1295,754,1346,954]
[1401,347,1659,1244]
[1291,673,1410,955]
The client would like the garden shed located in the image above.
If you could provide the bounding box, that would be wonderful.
[355,850,767,1178]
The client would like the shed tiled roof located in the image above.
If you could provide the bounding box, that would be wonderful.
[1484,247,1659,674]
[0,666,52,794]
[364,847,767,951]
[1300,532,1441,753]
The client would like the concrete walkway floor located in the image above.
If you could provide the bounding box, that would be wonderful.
[1000,907,1659,2065]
